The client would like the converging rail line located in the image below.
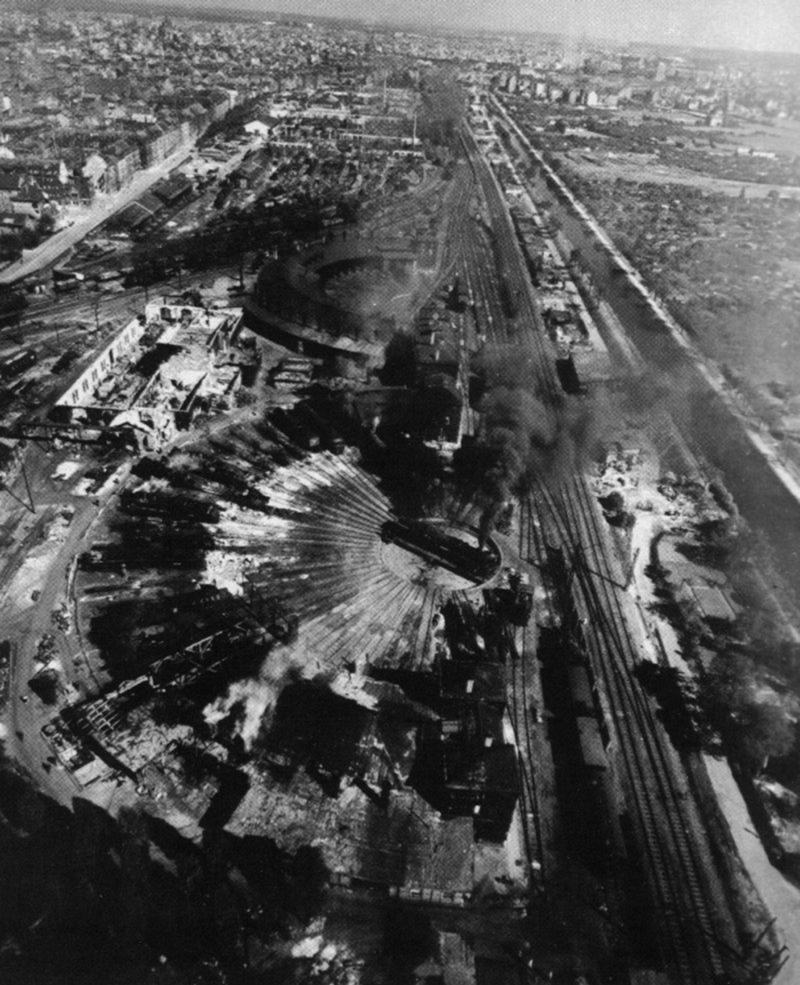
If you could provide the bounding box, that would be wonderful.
[461,114,758,984]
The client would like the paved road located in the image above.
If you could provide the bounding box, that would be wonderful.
[0,433,135,798]
[0,460,96,804]
[0,143,195,287]
[704,755,800,985]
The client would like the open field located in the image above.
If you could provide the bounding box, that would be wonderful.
[556,169,800,392]
[502,101,800,418]
[555,151,800,197]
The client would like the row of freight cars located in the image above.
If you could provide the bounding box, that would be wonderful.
[52,266,126,294]
[49,261,182,295]
[540,544,628,868]
[0,346,37,380]
[0,264,125,308]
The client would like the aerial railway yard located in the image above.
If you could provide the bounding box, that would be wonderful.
[1,7,797,980]
[461,115,781,983]
[0,98,787,985]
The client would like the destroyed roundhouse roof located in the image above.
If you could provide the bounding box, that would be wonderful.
[264,680,408,794]
[442,742,518,841]
[415,336,460,374]
[440,661,506,707]
[442,739,517,794]
[369,662,505,714]
[70,419,505,820]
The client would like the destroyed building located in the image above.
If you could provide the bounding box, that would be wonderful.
[376,654,518,842]
[52,302,246,448]
[262,674,436,802]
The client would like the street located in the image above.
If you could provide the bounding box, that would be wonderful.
[0,142,196,287]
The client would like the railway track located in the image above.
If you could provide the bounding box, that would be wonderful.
[460,127,554,892]
[502,543,547,884]
[3,260,244,331]
[540,476,732,983]
[460,117,754,983]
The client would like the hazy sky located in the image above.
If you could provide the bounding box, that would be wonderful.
[156,0,800,54]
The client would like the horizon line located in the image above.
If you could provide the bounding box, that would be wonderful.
[21,0,800,59]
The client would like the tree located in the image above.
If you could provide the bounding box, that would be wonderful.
[0,288,28,325]
[736,702,795,772]
[19,227,40,250]
[0,233,23,263]
[701,653,796,773]
[694,514,738,562]
[36,211,56,238]
[703,652,754,717]
[600,489,625,514]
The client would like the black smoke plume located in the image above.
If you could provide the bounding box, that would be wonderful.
[462,350,599,539]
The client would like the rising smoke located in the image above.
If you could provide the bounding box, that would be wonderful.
[204,637,325,749]
[481,386,559,499]
[469,350,602,537]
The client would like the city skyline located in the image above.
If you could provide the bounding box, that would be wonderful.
[106,0,800,55]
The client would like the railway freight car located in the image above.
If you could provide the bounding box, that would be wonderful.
[0,347,37,380]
